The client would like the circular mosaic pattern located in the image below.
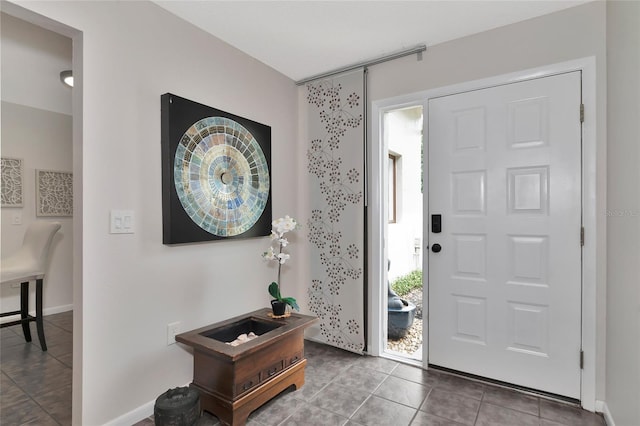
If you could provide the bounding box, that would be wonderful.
[174,117,270,237]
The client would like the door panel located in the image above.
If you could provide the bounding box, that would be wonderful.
[428,72,582,398]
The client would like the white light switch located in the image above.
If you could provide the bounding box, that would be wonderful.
[110,210,134,234]
[12,212,22,225]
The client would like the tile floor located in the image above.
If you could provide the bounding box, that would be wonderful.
[137,340,605,426]
[1,310,73,425]
[0,313,606,426]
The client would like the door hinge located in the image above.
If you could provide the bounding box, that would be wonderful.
[580,226,585,246]
[580,350,584,369]
[580,104,585,123]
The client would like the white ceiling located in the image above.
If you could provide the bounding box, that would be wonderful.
[154,0,590,82]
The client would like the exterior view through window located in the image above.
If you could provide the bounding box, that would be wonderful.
[383,106,423,362]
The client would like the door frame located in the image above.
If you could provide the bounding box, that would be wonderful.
[368,100,428,365]
[1,2,85,422]
[368,57,599,410]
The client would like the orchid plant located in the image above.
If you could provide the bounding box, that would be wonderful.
[262,215,300,311]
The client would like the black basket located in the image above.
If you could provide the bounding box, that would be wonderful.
[154,387,200,426]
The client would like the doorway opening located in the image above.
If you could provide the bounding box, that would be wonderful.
[382,105,424,362]
[0,4,83,423]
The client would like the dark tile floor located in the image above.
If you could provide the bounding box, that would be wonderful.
[1,310,73,426]
[0,313,605,426]
[137,340,606,426]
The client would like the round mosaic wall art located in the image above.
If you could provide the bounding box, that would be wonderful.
[173,116,270,237]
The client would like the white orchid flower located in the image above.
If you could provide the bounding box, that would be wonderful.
[282,215,297,231]
[262,246,276,261]
[273,215,297,235]
[262,216,301,312]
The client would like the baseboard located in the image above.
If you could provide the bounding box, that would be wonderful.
[595,400,605,412]
[596,400,616,426]
[104,382,191,426]
[104,400,155,426]
[43,304,73,316]
[0,304,73,325]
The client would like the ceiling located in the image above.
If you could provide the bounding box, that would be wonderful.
[154,1,590,82]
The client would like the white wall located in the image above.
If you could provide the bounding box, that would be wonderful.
[6,1,298,424]
[367,1,607,402]
[0,13,72,115]
[605,2,640,425]
[1,12,73,316]
[1,101,74,314]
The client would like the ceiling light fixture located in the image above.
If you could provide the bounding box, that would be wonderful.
[60,70,73,88]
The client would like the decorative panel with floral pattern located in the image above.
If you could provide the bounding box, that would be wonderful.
[306,70,365,353]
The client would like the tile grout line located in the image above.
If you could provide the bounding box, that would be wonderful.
[407,387,433,426]
[2,370,63,426]
[333,363,376,422]
[1,313,73,426]
[471,389,485,426]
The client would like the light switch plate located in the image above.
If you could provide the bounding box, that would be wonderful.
[12,212,22,225]
[110,210,135,234]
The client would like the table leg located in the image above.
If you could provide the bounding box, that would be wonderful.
[20,281,32,342]
[35,278,47,351]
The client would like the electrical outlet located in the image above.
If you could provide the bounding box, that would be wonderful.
[167,322,180,345]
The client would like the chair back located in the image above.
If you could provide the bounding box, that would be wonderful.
[21,222,62,273]
[2,222,62,276]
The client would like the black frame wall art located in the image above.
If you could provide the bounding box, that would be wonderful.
[161,93,272,245]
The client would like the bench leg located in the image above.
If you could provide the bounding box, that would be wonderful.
[20,281,32,342]
[35,279,47,351]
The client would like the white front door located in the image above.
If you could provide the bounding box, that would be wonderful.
[427,72,582,398]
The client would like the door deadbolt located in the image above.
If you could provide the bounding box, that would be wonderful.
[431,214,442,233]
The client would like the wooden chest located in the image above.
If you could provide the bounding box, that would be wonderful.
[176,309,317,425]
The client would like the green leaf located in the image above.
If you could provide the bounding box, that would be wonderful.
[281,297,299,311]
[268,282,281,300]
[390,270,423,297]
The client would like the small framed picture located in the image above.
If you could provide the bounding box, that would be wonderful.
[36,169,73,217]
[1,157,24,207]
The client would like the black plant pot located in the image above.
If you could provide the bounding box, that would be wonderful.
[271,300,287,316]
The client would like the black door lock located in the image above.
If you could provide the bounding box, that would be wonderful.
[432,243,442,253]
[432,214,442,233]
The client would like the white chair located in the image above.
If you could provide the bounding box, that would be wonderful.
[1,221,62,351]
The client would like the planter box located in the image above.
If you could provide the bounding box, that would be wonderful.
[176,309,317,425]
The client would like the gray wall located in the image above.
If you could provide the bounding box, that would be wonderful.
[606,1,640,425]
